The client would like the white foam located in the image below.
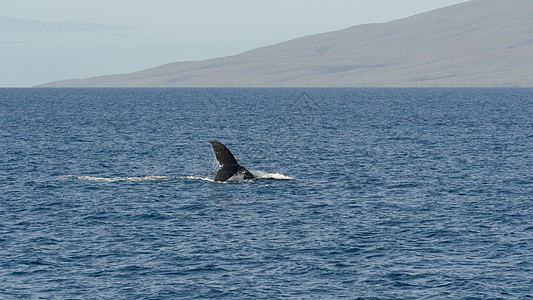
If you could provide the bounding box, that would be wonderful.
[251,170,294,180]
[62,175,172,182]
[181,175,214,182]
[61,171,293,183]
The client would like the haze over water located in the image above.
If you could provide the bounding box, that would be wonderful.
[1,88,532,298]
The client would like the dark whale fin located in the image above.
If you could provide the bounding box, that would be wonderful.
[208,141,238,166]
[208,141,255,182]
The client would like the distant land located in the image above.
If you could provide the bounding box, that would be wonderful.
[39,0,533,88]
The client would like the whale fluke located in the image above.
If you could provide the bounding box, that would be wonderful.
[208,141,255,182]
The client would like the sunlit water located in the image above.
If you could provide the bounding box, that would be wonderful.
[1,88,532,298]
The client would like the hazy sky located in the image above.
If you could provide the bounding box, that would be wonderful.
[1,0,468,87]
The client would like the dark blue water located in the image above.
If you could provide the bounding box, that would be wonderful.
[1,88,532,298]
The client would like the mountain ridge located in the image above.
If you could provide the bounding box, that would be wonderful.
[39,0,533,87]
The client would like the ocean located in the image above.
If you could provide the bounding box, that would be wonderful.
[1,88,532,298]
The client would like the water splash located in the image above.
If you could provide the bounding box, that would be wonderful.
[62,171,293,183]
[251,170,294,180]
[61,175,174,182]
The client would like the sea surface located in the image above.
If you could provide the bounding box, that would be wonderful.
[1,88,532,299]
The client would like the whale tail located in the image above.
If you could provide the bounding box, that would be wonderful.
[208,141,255,182]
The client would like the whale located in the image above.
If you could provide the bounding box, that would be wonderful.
[208,141,255,182]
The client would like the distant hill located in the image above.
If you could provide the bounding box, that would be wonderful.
[39,0,533,87]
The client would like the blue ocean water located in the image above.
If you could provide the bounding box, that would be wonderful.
[1,88,532,298]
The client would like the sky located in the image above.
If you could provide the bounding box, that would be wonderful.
[1,0,468,87]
